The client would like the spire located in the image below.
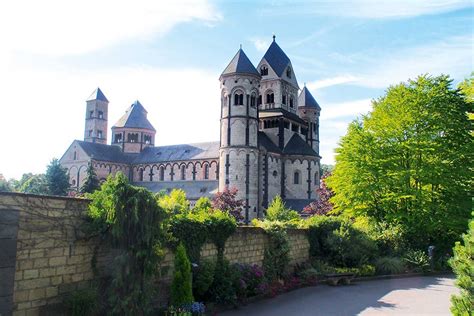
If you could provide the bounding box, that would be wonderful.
[221,48,259,76]
[113,100,155,131]
[273,34,276,42]
[86,87,108,102]
[298,86,321,110]
[261,40,291,77]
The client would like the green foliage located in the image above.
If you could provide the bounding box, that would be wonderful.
[375,257,406,275]
[169,212,208,263]
[87,172,167,314]
[193,197,212,212]
[327,75,473,253]
[0,174,12,192]
[358,264,376,276]
[45,158,70,196]
[208,259,240,306]
[81,162,100,194]
[205,210,236,260]
[193,259,216,300]
[265,195,300,222]
[159,189,190,214]
[171,244,194,306]
[64,287,98,316]
[19,174,48,194]
[403,249,430,272]
[262,222,290,281]
[320,164,334,178]
[449,218,474,315]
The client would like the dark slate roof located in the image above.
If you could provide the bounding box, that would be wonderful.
[133,141,219,164]
[283,134,318,156]
[76,140,136,163]
[113,100,156,131]
[284,199,313,212]
[262,40,291,77]
[298,86,321,110]
[258,132,281,153]
[222,49,259,76]
[259,108,307,125]
[135,181,218,199]
[86,87,108,102]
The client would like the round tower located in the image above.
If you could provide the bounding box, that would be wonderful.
[219,48,261,223]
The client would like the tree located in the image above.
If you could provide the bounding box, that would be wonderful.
[193,196,212,213]
[80,162,100,194]
[20,174,48,194]
[0,174,12,192]
[45,158,70,196]
[458,72,473,123]
[320,164,334,178]
[212,187,244,221]
[266,195,300,222]
[303,173,334,216]
[170,243,194,306]
[327,75,473,252]
[449,218,473,315]
[158,189,190,214]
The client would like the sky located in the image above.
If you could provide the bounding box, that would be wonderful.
[0,0,473,179]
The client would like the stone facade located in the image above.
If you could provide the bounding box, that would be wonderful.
[0,192,310,315]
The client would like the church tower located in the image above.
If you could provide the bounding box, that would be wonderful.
[219,48,261,223]
[84,87,108,144]
[298,85,321,154]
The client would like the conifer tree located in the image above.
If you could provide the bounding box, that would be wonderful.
[45,158,70,196]
[170,243,194,306]
[80,162,100,194]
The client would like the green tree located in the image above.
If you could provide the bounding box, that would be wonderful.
[158,189,190,214]
[266,195,300,222]
[320,164,334,178]
[449,218,473,315]
[327,75,473,252]
[0,174,12,192]
[170,243,194,306]
[20,174,48,194]
[193,196,212,212]
[80,162,100,194]
[458,72,474,123]
[45,158,70,196]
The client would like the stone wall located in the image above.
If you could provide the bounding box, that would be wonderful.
[0,192,309,315]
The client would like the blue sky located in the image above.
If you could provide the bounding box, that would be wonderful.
[0,0,472,179]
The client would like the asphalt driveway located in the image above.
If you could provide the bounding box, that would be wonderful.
[221,275,458,316]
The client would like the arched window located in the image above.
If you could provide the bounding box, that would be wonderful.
[128,133,139,143]
[286,67,292,78]
[234,93,244,105]
[73,151,77,160]
[114,133,122,143]
[266,93,274,104]
[204,164,209,179]
[289,97,294,108]
[294,171,300,184]
[314,172,319,185]
[181,165,186,180]
[260,66,268,76]
[258,95,262,105]
[250,94,256,107]
[71,179,76,186]
[282,95,286,105]
[144,135,152,144]
[139,169,144,181]
[159,167,164,181]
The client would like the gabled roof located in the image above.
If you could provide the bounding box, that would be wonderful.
[113,100,156,131]
[221,49,259,77]
[258,132,281,154]
[262,40,291,77]
[75,140,136,163]
[86,87,108,102]
[133,141,219,164]
[283,134,318,156]
[298,86,321,110]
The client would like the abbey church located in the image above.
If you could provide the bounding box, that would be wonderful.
[60,38,322,223]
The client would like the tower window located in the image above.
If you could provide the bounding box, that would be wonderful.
[260,66,268,76]
[139,169,144,181]
[284,120,290,129]
[159,167,164,181]
[294,171,300,184]
[128,133,139,143]
[291,124,299,133]
[289,97,294,108]
[287,67,292,78]
[250,95,256,107]
[144,135,152,144]
[314,172,319,185]
[266,93,274,104]
[88,130,93,137]
[115,133,122,143]
[181,165,186,180]
[234,93,244,105]
[97,130,103,139]
[204,164,209,179]
[258,95,262,105]
[98,111,103,119]
[282,95,286,105]
[89,111,93,118]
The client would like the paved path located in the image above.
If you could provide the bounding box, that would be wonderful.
[221,275,458,316]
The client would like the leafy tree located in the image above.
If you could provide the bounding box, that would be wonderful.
[0,174,12,192]
[158,189,190,214]
[320,164,334,178]
[458,72,474,123]
[212,187,244,221]
[45,158,70,196]
[20,174,48,194]
[266,195,300,222]
[193,196,212,213]
[80,162,99,194]
[303,173,334,216]
[171,243,194,307]
[449,218,473,315]
[327,75,473,252]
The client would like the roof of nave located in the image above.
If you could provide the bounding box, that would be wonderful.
[221,48,260,77]
[86,87,109,102]
[135,180,218,199]
[298,86,321,110]
[76,140,137,163]
[133,141,220,164]
[113,100,156,131]
[283,134,318,156]
[258,132,281,154]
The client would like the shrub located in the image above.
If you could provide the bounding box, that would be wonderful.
[205,210,237,260]
[403,249,430,272]
[171,244,194,306]
[208,259,240,306]
[64,287,98,316]
[449,219,473,315]
[358,264,376,277]
[193,259,215,300]
[234,263,266,298]
[375,257,405,275]
[266,195,300,222]
[262,222,290,281]
[169,212,208,263]
[306,216,345,258]
[298,268,319,285]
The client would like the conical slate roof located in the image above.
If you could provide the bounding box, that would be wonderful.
[86,87,108,102]
[113,100,155,131]
[221,49,259,76]
[298,86,321,110]
[262,40,291,77]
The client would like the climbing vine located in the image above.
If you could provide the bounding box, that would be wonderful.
[262,222,290,281]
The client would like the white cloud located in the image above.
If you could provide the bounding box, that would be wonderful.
[0,0,222,56]
[250,37,270,52]
[318,98,372,120]
[307,75,359,90]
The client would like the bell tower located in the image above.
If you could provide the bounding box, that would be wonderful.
[219,48,261,223]
[298,85,321,154]
[84,87,108,144]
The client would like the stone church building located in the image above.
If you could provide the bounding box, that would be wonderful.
[60,38,322,222]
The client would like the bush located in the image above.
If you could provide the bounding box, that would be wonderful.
[171,244,194,306]
[208,259,240,306]
[266,195,300,222]
[234,263,266,298]
[449,219,473,315]
[298,268,319,285]
[64,287,98,316]
[403,249,430,272]
[169,213,208,263]
[205,210,236,260]
[193,259,215,300]
[262,222,290,281]
[358,264,376,277]
[375,257,405,275]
